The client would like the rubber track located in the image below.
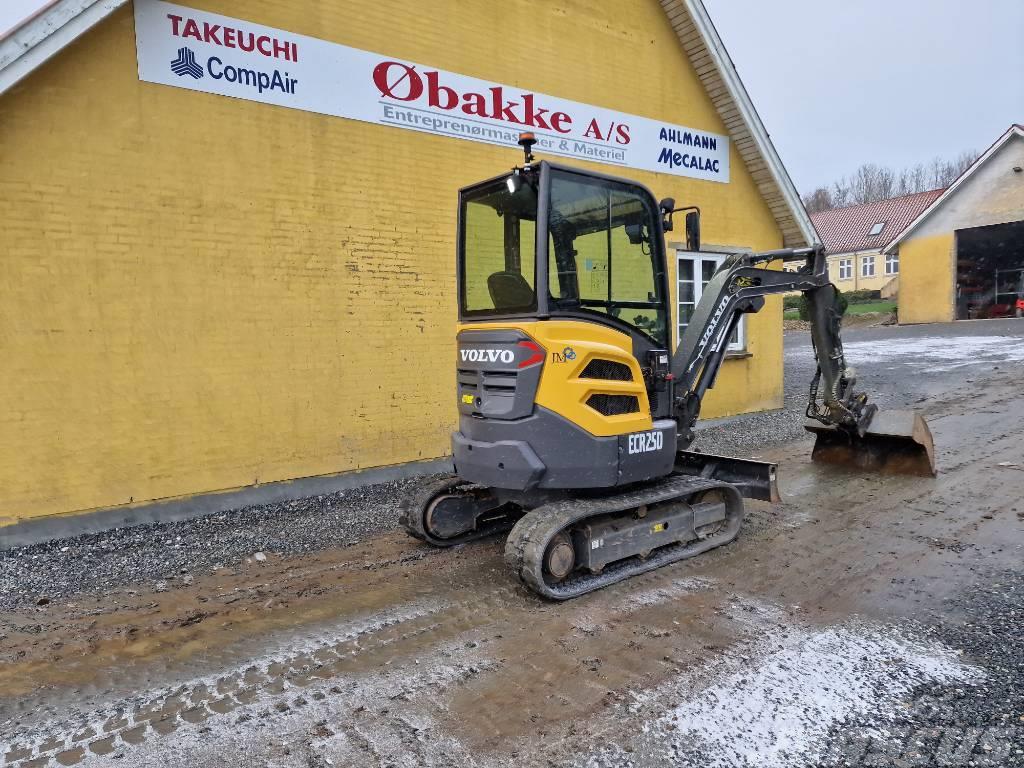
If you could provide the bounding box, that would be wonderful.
[398,475,517,548]
[504,474,744,600]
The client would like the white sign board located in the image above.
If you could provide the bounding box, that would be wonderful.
[134,0,730,183]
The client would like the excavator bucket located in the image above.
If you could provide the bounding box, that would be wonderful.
[805,409,936,477]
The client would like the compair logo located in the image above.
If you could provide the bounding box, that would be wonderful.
[170,47,204,79]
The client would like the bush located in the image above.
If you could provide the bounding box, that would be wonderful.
[844,289,881,303]
[797,289,848,321]
[783,295,803,311]
[836,290,850,315]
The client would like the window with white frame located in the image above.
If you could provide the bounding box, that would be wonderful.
[677,251,744,353]
[861,255,876,277]
[885,252,899,275]
[838,258,853,280]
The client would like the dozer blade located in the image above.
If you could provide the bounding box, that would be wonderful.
[675,450,782,503]
[805,409,936,477]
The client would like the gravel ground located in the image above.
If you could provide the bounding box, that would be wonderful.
[820,568,1024,767]
[3,318,1022,615]
[0,477,437,612]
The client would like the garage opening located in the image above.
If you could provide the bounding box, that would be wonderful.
[955,220,1024,319]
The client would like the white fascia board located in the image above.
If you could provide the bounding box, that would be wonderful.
[685,0,818,248]
[0,0,127,97]
[884,125,1024,254]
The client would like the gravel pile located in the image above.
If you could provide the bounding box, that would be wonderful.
[0,476,439,613]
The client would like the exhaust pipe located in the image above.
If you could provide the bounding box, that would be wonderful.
[805,409,936,477]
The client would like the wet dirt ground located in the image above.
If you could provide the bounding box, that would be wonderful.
[2,321,1023,767]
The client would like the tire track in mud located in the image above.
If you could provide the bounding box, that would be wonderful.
[543,606,985,768]
[1,570,739,767]
[0,586,508,766]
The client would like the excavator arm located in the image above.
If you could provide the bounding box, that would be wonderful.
[670,244,936,483]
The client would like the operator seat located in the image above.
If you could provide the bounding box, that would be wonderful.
[487,271,535,310]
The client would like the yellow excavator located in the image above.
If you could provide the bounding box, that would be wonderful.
[400,134,935,600]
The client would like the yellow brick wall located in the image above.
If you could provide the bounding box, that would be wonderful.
[897,234,956,324]
[0,0,785,525]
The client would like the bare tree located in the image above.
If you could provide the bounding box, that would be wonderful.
[944,150,977,184]
[830,180,850,209]
[802,186,833,214]
[848,164,897,205]
[804,149,978,212]
[927,156,948,189]
[896,163,927,196]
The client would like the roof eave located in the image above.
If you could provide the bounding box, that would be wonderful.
[0,0,127,97]
[884,125,1024,253]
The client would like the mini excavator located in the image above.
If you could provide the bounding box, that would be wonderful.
[400,133,936,600]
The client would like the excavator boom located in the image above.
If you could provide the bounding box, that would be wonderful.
[671,244,936,477]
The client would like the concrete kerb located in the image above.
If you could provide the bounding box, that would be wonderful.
[0,457,454,551]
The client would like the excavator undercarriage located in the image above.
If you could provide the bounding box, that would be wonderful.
[400,134,936,600]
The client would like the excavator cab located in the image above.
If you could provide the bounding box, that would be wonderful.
[455,156,679,494]
[459,154,671,353]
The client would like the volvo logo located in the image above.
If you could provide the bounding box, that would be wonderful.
[460,348,514,364]
[170,47,204,79]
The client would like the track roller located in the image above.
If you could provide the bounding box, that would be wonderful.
[504,475,743,600]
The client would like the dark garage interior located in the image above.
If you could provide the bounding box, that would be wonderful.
[955,220,1024,319]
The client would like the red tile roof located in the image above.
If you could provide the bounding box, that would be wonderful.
[811,188,945,255]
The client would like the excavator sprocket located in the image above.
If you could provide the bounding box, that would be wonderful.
[504,474,743,600]
[399,475,521,547]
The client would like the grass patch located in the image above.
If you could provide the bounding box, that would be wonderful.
[784,300,895,321]
[846,301,896,315]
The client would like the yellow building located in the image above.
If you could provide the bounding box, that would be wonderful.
[807,189,944,297]
[886,125,1024,324]
[0,0,813,542]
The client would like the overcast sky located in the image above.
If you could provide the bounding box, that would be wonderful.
[0,0,50,39]
[3,0,1020,195]
[703,0,1024,193]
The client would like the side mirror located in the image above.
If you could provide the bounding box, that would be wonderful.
[686,210,701,252]
[659,198,676,232]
